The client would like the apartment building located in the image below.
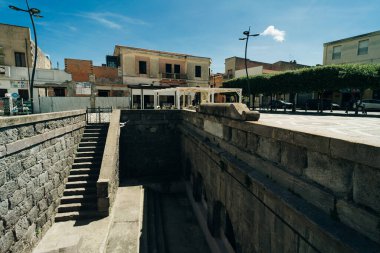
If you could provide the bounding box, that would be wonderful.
[323,30,380,65]
[113,46,211,108]
[0,23,57,100]
[323,31,380,103]
[225,57,308,79]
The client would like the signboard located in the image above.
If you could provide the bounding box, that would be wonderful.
[76,82,92,95]
[11,80,29,89]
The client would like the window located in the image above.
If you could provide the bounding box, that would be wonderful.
[18,89,29,100]
[165,63,172,73]
[0,89,7,97]
[15,52,26,67]
[139,61,147,74]
[53,88,65,97]
[227,69,233,79]
[98,90,109,97]
[332,46,341,60]
[195,66,202,78]
[174,64,180,74]
[358,40,369,55]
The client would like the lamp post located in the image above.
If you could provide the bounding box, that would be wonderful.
[239,27,259,109]
[9,0,42,114]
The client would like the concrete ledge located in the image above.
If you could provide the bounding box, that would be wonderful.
[3,121,85,157]
[0,110,85,128]
[197,103,260,121]
[97,110,120,216]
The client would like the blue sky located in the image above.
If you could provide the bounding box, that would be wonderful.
[1,0,379,73]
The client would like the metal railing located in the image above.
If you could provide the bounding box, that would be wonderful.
[86,107,112,124]
[161,73,187,80]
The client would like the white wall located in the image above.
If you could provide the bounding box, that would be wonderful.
[235,66,263,78]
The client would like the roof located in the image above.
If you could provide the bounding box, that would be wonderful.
[0,23,29,30]
[114,45,211,60]
[324,30,380,46]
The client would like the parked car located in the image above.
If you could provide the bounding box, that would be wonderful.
[268,100,293,109]
[302,99,340,110]
[353,99,380,111]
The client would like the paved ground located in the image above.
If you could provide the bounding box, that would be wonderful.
[257,113,380,147]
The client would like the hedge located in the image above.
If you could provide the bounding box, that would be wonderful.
[223,64,380,95]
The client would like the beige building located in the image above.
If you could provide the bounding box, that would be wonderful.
[323,30,380,103]
[323,30,380,65]
[114,46,211,87]
[0,23,51,69]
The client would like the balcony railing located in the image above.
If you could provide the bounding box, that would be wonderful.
[161,73,187,80]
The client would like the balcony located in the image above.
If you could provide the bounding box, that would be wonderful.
[161,73,187,80]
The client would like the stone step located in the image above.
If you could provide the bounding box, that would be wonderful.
[65,180,97,189]
[63,187,96,196]
[79,141,105,147]
[77,146,104,152]
[74,156,102,163]
[72,161,101,169]
[60,194,97,204]
[83,132,107,138]
[85,124,109,129]
[81,136,106,142]
[70,168,99,175]
[76,151,103,157]
[68,174,97,182]
[57,202,97,212]
[55,210,101,222]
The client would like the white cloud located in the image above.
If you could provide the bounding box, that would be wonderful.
[79,12,147,30]
[261,25,285,42]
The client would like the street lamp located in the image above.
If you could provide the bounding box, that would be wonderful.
[9,0,43,114]
[239,27,259,109]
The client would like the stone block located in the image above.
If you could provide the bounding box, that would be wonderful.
[0,220,3,236]
[293,132,330,155]
[0,145,6,158]
[246,133,258,153]
[7,161,23,180]
[15,216,29,240]
[203,119,223,139]
[22,156,37,170]
[0,128,18,145]
[256,137,281,163]
[231,128,247,149]
[305,151,353,196]
[337,200,380,243]
[0,181,17,201]
[280,143,307,175]
[0,231,15,253]
[223,125,232,141]
[0,199,8,216]
[27,206,39,224]
[3,207,21,228]
[33,187,45,204]
[331,139,380,170]
[30,164,43,178]
[38,172,49,186]
[10,188,26,209]
[38,199,48,213]
[18,125,35,138]
[19,197,33,215]
[35,122,46,134]
[0,170,5,187]
[353,164,380,214]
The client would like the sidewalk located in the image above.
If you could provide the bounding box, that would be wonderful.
[33,186,144,253]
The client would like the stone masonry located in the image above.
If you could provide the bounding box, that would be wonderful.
[0,110,85,253]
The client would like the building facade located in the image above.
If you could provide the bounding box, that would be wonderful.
[114,46,211,87]
[0,23,60,101]
[323,30,380,103]
[64,58,125,97]
[323,30,380,65]
[225,57,308,79]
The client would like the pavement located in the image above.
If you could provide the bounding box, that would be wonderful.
[257,113,380,147]
[33,186,144,253]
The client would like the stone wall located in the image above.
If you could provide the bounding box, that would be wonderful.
[180,109,380,253]
[0,110,85,253]
[119,110,181,181]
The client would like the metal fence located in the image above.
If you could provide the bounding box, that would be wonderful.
[86,107,113,124]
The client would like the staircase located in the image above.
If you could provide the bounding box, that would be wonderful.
[55,124,108,222]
